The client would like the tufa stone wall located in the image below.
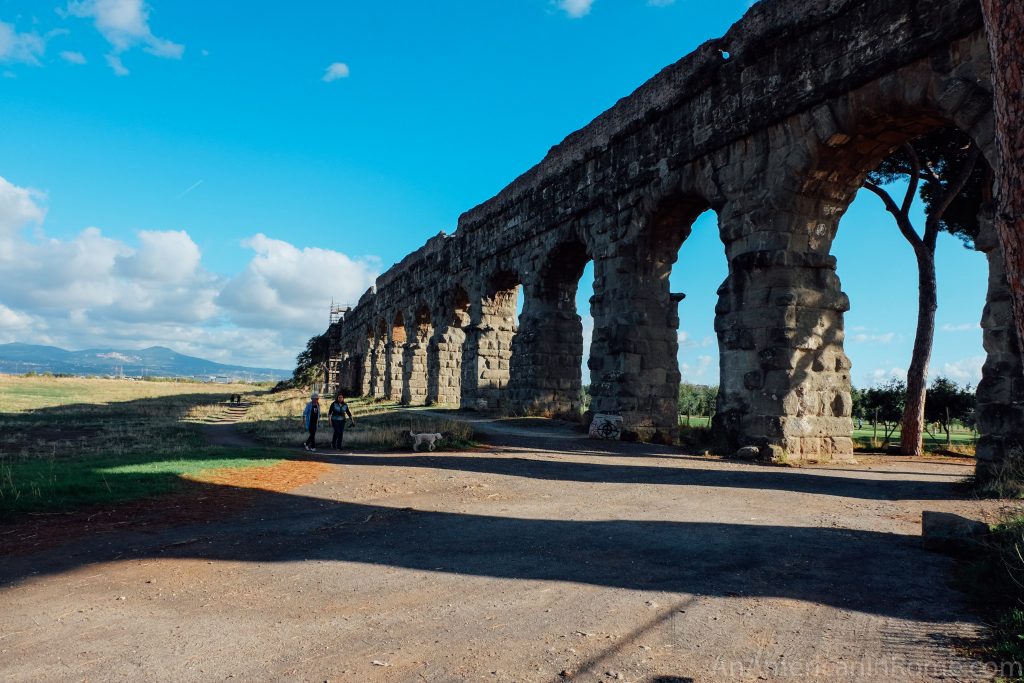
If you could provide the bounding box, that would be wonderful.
[322,0,1020,471]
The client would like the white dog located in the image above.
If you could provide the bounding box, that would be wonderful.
[410,431,443,451]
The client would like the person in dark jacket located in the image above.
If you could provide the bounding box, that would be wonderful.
[327,393,356,449]
[302,392,321,451]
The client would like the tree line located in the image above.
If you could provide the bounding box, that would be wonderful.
[851,376,974,446]
[676,376,975,447]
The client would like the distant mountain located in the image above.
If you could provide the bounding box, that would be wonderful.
[0,343,291,382]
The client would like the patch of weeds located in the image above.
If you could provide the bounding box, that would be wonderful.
[957,514,1024,681]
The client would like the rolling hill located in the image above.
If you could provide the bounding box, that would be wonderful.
[0,343,291,382]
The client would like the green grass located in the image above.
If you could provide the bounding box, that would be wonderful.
[852,425,977,453]
[676,413,977,454]
[0,447,282,520]
[0,374,283,520]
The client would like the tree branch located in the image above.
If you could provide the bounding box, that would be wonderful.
[863,179,924,251]
[924,143,981,250]
[901,144,922,215]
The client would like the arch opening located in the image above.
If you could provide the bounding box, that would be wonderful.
[509,238,592,419]
[825,124,996,458]
[649,198,725,445]
[717,95,1006,463]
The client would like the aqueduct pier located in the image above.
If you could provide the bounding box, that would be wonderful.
[323,0,1023,471]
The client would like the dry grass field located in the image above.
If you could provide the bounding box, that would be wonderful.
[0,374,280,519]
[0,376,477,520]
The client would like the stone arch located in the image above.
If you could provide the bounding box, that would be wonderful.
[402,304,433,405]
[587,191,719,442]
[508,236,592,418]
[428,285,470,406]
[384,312,405,400]
[707,47,1002,461]
[464,269,521,411]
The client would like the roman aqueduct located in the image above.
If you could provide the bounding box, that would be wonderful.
[323,0,1023,473]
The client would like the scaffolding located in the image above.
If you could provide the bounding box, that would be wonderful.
[329,300,352,326]
[324,301,353,394]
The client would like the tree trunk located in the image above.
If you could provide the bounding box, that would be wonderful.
[981,0,1024,363]
[901,251,937,456]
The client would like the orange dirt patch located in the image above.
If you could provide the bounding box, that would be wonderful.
[2,459,330,557]
[184,459,330,492]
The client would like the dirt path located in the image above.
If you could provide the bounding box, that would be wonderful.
[0,422,1012,682]
[196,400,263,448]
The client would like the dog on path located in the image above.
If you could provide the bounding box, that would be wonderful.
[409,431,443,452]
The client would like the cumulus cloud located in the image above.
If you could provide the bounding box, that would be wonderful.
[0,176,379,368]
[60,50,87,64]
[322,62,350,82]
[0,303,38,342]
[67,0,184,75]
[939,356,985,385]
[0,21,46,65]
[557,0,594,18]
[218,234,379,330]
[869,366,907,384]
[0,176,46,236]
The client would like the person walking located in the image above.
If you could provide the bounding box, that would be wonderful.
[327,393,356,450]
[302,392,321,451]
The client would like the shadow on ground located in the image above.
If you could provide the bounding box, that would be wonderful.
[1,452,969,627]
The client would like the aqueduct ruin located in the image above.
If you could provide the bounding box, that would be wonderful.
[323,0,1023,472]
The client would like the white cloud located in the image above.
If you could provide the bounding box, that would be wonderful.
[0,176,380,369]
[0,303,37,341]
[678,330,715,349]
[67,0,184,74]
[105,52,129,75]
[60,50,87,64]
[0,176,46,236]
[937,356,985,385]
[0,21,46,65]
[681,354,714,382]
[647,0,675,5]
[941,322,980,332]
[869,366,907,384]
[322,62,350,82]
[557,0,593,18]
[851,332,896,344]
[218,234,379,330]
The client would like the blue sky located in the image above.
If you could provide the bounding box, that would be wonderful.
[0,0,987,385]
